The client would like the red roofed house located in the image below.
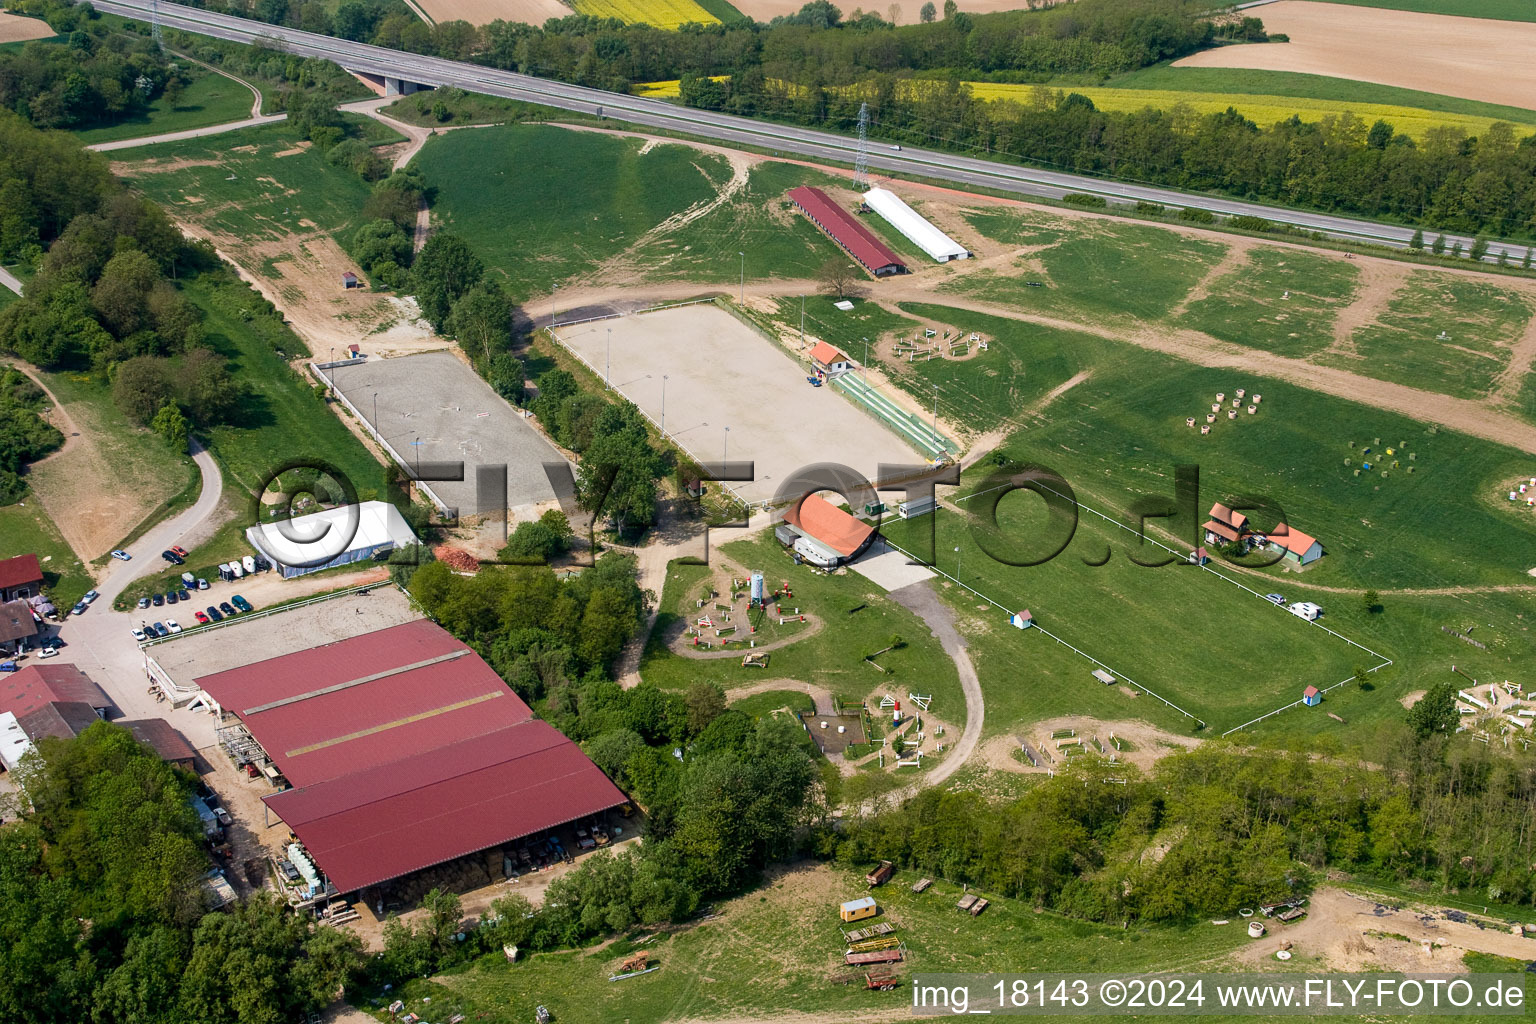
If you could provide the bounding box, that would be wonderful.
[0,599,37,653]
[0,554,43,602]
[808,340,853,377]
[787,186,907,278]
[194,618,627,896]
[0,663,111,719]
[777,493,876,567]
[1267,523,1323,566]
[1201,502,1249,549]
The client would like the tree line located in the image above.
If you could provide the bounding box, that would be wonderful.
[0,723,366,1024]
[0,366,64,503]
[835,723,1536,920]
[679,77,1536,240]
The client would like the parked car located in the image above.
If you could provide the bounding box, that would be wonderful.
[196,577,209,590]
[137,597,151,609]
[165,619,182,634]
[160,550,182,564]
[83,590,99,604]
[152,593,165,607]
[131,627,148,642]
[38,645,59,658]
[150,622,168,637]
[70,601,87,616]
[231,595,253,613]
[194,610,210,625]
[170,545,188,558]
[0,661,17,673]
[218,601,236,617]
[206,606,223,623]
[1265,593,1285,606]
[110,549,131,561]
[176,589,191,603]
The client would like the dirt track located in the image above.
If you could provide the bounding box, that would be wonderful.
[1174,1,1536,111]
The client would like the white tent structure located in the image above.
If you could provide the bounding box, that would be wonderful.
[246,500,418,578]
[863,187,969,263]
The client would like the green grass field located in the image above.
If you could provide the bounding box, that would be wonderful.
[414,125,724,301]
[881,503,1365,734]
[179,275,387,502]
[621,160,847,284]
[867,303,1536,595]
[353,863,1252,1024]
[116,122,374,246]
[1104,66,1536,124]
[1320,272,1531,400]
[1180,247,1360,359]
[1307,0,1536,21]
[640,536,965,721]
[70,69,256,146]
[949,214,1230,324]
[416,128,850,298]
[770,294,917,358]
[0,502,93,609]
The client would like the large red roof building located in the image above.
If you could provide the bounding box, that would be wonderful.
[195,619,626,893]
[788,187,907,278]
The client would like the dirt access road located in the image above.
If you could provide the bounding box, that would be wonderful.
[1175,1,1536,111]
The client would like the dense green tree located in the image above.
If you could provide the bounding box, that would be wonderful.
[1407,682,1458,738]
[447,278,514,363]
[411,233,483,329]
[180,347,241,426]
[151,399,189,449]
[111,355,175,424]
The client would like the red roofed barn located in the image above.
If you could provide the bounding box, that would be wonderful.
[788,187,907,278]
[195,619,626,895]
[0,554,42,603]
[777,493,875,567]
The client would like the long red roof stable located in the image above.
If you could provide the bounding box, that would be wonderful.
[196,619,627,892]
[788,187,907,277]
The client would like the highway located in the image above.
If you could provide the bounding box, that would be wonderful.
[97,0,1530,264]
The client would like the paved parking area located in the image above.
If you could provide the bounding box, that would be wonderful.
[329,352,566,520]
[850,541,937,592]
[552,305,922,506]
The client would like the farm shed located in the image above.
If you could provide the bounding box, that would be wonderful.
[1302,685,1321,706]
[1267,523,1324,566]
[341,272,359,289]
[195,618,627,895]
[841,896,879,922]
[245,500,418,579]
[862,187,969,262]
[787,186,907,278]
[808,340,854,377]
[779,493,876,568]
[123,719,198,770]
[0,554,43,602]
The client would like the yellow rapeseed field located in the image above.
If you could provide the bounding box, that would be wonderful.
[572,0,717,29]
[958,84,1536,141]
[632,77,1534,140]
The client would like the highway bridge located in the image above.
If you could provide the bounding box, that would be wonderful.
[95,0,1531,264]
